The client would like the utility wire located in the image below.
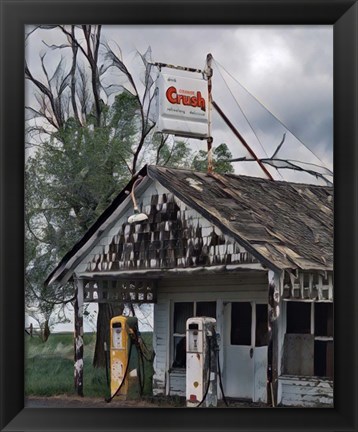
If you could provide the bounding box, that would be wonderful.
[214,58,330,171]
[213,57,284,180]
[213,58,269,159]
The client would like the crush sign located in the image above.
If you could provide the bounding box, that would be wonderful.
[156,72,209,139]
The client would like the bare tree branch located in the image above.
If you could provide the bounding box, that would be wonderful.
[156,134,169,165]
[70,25,81,125]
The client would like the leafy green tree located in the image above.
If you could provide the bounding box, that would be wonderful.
[25,26,193,366]
[25,26,233,370]
[192,143,234,174]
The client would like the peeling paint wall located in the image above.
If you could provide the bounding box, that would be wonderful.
[279,376,333,407]
[153,298,170,396]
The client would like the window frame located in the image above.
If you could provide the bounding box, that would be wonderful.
[284,300,333,379]
[171,300,217,370]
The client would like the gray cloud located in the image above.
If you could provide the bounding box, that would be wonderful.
[26,25,333,180]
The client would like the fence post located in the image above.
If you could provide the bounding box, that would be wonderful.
[74,278,84,396]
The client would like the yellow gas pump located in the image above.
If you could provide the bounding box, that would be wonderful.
[109,316,131,398]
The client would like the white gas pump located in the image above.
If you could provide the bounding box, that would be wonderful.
[186,317,217,407]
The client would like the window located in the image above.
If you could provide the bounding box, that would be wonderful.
[196,301,216,318]
[230,302,268,347]
[283,301,333,378]
[255,304,268,347]
[172,301,216,368]
[174,302,193,334]
[231,302,251,345]
[315,303,333,337]
[314,340,333,378]
[314,303,333,378]
[286,302,311,334]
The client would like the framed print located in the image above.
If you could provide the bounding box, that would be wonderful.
[1,1,357,432]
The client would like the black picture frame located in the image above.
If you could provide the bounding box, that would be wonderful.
[1,1,357,431]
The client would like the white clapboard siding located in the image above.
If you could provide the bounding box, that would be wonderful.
[153,298,170,395]
[279,376,333,407]
[153,272,268,396]
[168,370,186,396]
[158,272,268,304]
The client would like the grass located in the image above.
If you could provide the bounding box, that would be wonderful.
[25,332,154,398]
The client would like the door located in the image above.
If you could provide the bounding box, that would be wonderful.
[253,304,268,403]
[223,302,268,402]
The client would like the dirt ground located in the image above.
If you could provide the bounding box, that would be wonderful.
[25,395,267,409]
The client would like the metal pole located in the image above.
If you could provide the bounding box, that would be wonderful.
[212,100,274,181]
[150,61,204,74]
[206,53,214,173]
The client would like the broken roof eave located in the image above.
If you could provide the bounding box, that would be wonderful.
[75,262,267,280]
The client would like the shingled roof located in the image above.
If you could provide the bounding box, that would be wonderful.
[148,166,333,271]
[46,165,333,286]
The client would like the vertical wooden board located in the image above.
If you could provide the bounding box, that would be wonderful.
[153,299,170,394]
[254,346,268,403]
[169,372,186,396]
[267,270,281,406]
[282,334,314,376]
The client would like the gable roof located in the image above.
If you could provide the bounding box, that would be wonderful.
[45,165,333,286]
[149,166,333,272]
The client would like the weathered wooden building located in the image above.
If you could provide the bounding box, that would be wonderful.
[46,165,333,407]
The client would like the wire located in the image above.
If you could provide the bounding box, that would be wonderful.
[213,58,284,180]
[213,58,330,170]
[213,59,269,159]
[195,336,213,408]
[105,339,133,403]
[217,350,228,407]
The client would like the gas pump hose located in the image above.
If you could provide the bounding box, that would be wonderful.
[105,327,155,402]
[196,329,228,408]
[195,337,212,408]
[216,349,228,407]
[195,333,229,408]
[212,328,228,407]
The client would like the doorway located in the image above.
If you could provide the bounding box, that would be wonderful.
[223,301,268,402]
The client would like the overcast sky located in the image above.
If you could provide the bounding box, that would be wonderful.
[25,25,333,331]
[26,25,333,184]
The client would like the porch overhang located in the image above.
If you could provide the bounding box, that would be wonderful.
[75,262,266,304]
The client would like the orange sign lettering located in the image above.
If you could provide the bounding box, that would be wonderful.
[166,86,206,111]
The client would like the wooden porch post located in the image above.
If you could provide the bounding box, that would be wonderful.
[267,270,281,407]
[74,278,84,397]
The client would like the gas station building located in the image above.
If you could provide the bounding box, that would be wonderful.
[46,164,333,407]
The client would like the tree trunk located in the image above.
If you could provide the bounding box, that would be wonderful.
[93,302,124,368]
[42,319,50,342]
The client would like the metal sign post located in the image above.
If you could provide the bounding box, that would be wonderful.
[206,53,214,174]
